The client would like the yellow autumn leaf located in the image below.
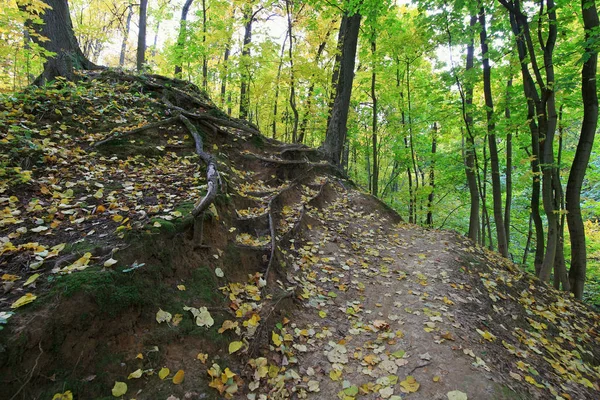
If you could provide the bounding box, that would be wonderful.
[229,341,244,354]
[10,293,37,308]
[197,353,208,363]
[127,369,143,379]
[23,273,40,286]
[156,308,172,324]
[177,285,186,291]
[218,320,238,333]
[329,369,342,381]
[136,353,143,360]
[111,381,127,397]
[173,369,185,384]
[400,375,420,393]
[158,367,170,380]
[52,390,73,400]
[319,310,327,318]
[476,328,496,341]
[272,331,283,346]
[112,214,123,222]
[172,314,183,326]
[104,258,118,267]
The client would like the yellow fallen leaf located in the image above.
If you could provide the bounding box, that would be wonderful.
[136,353,143,360]
[177,285,186,291]
[52,391,73,400]
[173,369,185,384]
[400,375,420,393]
[272,331,283,346]
[24,273,40,286]
[111,381,127,397]
[112,215,124,222]
[11,293,37,308]
[229,341,244,354]
[127,369,143,379]
[153,221,161,227]
[1,274,19,282]
[158,367,170,380]
[476,328,496,341]
[156,308,172,324]
[197,353,208,363]
[172,314,183,326]
[329,369,342,381]
[319,310,327,318]
[218,320,238,333]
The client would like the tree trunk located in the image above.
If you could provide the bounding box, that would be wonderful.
[479,4,508,257]
[286,0,299,143]
[427,123,437,227]
[371,39,379,196]
[327,17,346,128]
[504,78,514,252]
[137,0,148,72]
[567,0,599,299]
[322,12,361,165]
[26,0,97,84]
[174,0,194,78]
[272,38,287,139]
[220,41,231,110]
[239,5,254,120]
[202,0,208,90]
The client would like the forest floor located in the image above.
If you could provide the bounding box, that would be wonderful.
[0,72,599,400]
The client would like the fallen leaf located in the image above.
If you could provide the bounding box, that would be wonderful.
[127,369,143,379]
[104,258,118,267]
[447,390,468,400]
[400,375,420,393]
[111,381,127,397]
[10,293,37,308]
[229,341,244,354]
[173,369,185,384]
[156,308,172,324]
[159,367,170,380]
[215,268,224,278]
[52,391,73,400]
[23,273,40,286]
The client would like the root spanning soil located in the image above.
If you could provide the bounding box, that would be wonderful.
[0,72,598,400]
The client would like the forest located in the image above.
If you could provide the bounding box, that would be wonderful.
[7,0,596,303]
[1,0,600,398]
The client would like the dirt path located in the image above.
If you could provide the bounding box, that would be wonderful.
[266,185,524,400]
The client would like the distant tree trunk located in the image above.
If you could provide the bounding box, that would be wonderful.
[286,0,299,143]
[462,15,480,242]
[504,78,514,251]
[322,12,361,165]
[479,4,508,257]
[427,123,437,227]
[174,0,194,78]
[298,34,329,144]
[26,0,98,84]
[371,39,379,196]
[567,0,599,299]
[406,60,419,218]
[202,0,208,90]
[220,38,232,111]
[239,5,255,120]
[272,38,287,139]
[137,0,148,72]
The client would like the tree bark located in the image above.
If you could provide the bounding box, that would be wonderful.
[137,0,148,72]
[202,0,208,90]
[26,0,97,84]
[272,38,287,139]
[321,12,361,165]
[479,4,508,257]
[371,39,379,196]
[120,5,133,67]
[504,78,513,252]
[567,0,599,299]
[174,0,194,78]
[427,123,437,227]
[286,0,299,143]
[239,5,255,120]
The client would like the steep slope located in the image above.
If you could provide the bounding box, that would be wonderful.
[0,72,598,400]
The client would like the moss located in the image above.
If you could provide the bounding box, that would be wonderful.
[250,133,265,149]
[52,267,168,316]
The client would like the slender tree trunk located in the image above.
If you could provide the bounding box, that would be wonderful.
[479,4,508,257]
[120,6,133,67]
[174,0,194,78]
[272,38,287,139]
[371,39,379,196]
[137,0,148,72]
[427,123,437,227]
[327,17,346,128]
[202,0,208,90]
[220,42,231,110]
[322,12,361,165]
[567,0,599,299]
[298,35,329,144]
[504,78,513,251]
[239,5,254,120]
[462,15,480,242]
[406,60,420,215]
[286,0,299,143]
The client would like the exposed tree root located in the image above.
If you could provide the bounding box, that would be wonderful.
[93,117,179,147]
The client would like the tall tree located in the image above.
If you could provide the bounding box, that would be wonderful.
[479,2,508,257]
[321,11,361,165]
[25,0,98,84]
[119,4,133,67]
[174,0,194,78]
[567,0,599,299]
[137,0,148,71]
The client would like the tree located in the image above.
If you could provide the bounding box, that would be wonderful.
[567,0,599,299]
[26,0,98,84]
[321,11,361,165]
[137,0,148,71]
[174,0,194,78]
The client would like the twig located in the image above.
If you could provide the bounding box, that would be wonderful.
[408,361,432,375]
[9,342,43,400]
